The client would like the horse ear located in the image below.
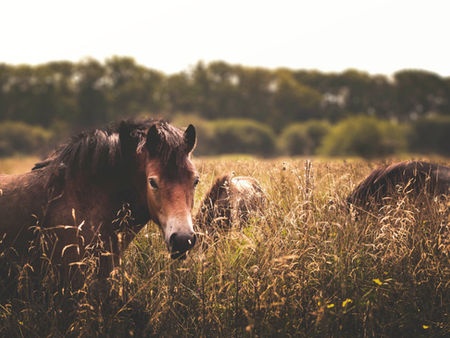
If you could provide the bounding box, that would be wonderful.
[184,124,196,154]
[146,124,161,156]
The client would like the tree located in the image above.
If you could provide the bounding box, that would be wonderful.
[272,71,322,130]
[105,56,165,119]
[166,72,197,113]
[75,59,108,127]
[394,70,449,120]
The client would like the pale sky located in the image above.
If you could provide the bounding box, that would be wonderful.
[1,0,449,76]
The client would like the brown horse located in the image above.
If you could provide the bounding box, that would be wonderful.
[347,160,450,209]
[0,119,199,278]
[195,175,266,234]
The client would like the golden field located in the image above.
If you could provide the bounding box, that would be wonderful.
[0,156,449,337]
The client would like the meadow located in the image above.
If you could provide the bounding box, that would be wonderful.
[0,156,448,337]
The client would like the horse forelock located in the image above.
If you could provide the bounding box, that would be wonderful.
[150,123,185,164]
[145,121,197,181]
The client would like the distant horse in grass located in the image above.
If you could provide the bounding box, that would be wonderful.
[347,161,450,210]
[0,119,199,279]
[195,175,266,235]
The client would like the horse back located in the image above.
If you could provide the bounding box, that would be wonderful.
[348,161,450,207]
[0,171,49,252]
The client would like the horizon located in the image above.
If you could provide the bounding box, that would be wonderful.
[2,56,449,79]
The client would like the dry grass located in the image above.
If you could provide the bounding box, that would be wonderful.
[0,156,40,175]
[0,156,449,337]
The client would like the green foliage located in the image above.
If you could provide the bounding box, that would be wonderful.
[394,70,450,120]
[1,58,449,156]
[0,121,52,156]
[409,115,450,155]
[173,116,277,156]
[2,58,449,133]
[209,119,276,156]
[280,120,331,155]
[319,116,408,158]
[272,71,323,130]
[105,56,165,118]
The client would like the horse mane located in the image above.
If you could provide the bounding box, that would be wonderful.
[347,160,450,207]
[33,118,189,183]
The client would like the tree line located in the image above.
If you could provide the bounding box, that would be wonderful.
[0,56,449,156]
[1,57,450,128]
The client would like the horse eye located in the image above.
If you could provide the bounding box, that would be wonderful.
[149,178,159,189]
[193,177,200,187]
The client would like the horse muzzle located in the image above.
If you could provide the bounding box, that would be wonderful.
[169,231,196,259]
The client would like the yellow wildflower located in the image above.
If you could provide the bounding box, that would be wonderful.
[342,298,352,307]
[373,278,383,286]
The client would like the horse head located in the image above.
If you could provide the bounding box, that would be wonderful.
[136,122,199,259]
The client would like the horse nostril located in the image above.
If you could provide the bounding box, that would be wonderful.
[169,232,196,257]
[169,233,177,246]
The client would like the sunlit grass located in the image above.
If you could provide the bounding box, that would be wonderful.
[0,156,448,336]
[0,156,40,174]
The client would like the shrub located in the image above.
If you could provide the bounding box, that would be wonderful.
[210,119,276,156]
[409,115,450,155]
[280,120,331,155]
[319,116,407,158]
[0,121,52,156]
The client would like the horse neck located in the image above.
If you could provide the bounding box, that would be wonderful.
[64,164,149,227]
[0,170,48,229]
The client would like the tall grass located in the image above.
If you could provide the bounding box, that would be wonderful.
[0,157,448,336]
